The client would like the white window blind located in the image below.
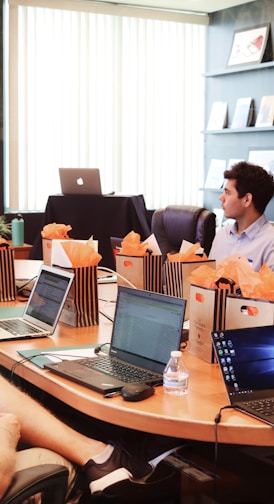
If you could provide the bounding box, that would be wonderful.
[5,2,206,211]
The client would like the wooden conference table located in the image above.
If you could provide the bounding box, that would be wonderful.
[0,281,274,448]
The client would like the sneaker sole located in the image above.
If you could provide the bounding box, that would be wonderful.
[90,467,132,494]
[148,444,185,468]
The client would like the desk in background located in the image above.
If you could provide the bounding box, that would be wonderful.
[8,242,33,259]
[30,194,151,269]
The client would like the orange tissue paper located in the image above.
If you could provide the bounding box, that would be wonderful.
[188,253,274,300]
[187,264,218,289]
[238,263,274,301]
[187,254,249,290]
[61,241,102,267]
[41,223,72,239]
[118,231,149,256]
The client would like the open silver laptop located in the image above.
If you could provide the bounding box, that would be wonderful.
[45,286,186,396]
[59,168,102,195]
[0,265,74,340]
[212,326,274,427]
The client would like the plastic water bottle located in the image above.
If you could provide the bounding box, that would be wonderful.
[11,214,24,246]
[163,350,189,396]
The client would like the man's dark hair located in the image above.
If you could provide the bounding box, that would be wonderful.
[223,161,274,214]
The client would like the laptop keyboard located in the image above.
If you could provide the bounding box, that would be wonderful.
[0,319,42,335]
[80,356,161,384]
[243,398,274,417]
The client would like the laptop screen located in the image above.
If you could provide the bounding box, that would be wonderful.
[24,266,74,328]
[110,286,186,373]
[212,326,274,399]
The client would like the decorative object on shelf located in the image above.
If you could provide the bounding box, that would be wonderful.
[204,159,226,189]
[255,95,274,127]
[206,101,228,130]
[230,97,254,128]
[248,148,274,175]
[227,23,272,67]
[0,215,11,240]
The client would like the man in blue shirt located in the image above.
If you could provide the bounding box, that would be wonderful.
[209,161,274,271]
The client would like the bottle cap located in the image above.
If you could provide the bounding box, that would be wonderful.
[171,350,182,358]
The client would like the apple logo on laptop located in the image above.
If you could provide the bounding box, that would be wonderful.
[76,177,84,186]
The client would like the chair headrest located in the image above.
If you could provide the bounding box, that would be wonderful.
[163,205,205,247]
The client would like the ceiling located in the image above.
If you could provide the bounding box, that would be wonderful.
[96,0,256,14]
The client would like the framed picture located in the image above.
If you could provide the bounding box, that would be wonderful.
[227,23,271,67]
[248,149,274,175]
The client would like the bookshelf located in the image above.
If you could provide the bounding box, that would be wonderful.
[203,126,274,134]
[203,1,274,222]
[204,60,274,77]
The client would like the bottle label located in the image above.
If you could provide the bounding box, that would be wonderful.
[163,373,189,388]
[163,378,188,387]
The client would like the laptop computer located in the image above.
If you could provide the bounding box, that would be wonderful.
[0,265,74,340]
[59,168,102,195]
[45,286,186,395]
[211,325,274,426]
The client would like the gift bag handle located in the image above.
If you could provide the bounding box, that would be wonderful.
[216,277,235,293]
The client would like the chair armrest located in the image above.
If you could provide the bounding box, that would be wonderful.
[1,464,69,504]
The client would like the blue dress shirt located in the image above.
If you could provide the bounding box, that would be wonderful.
[209,214,274,271]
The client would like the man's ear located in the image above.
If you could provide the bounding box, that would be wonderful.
[244,192,253,206]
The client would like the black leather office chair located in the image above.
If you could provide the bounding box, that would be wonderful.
[151,205,216,260]
[0,464,69,504]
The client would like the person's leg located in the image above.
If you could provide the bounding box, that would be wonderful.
[0,376,156,495]
[0,375,106,465]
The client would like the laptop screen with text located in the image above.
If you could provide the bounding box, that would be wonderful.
[109,286,186,373]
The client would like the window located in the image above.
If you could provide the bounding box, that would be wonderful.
[5,1,206,212]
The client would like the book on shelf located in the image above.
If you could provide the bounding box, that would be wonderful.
[255,95,274,127]
[230,97,254,129]
[206,101,228,131]
[204,159,226,189]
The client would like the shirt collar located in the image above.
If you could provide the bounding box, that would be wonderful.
[230,214,266,239]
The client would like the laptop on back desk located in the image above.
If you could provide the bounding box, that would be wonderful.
[59,168,102,195]
[0,265,74,340]
[211,325,274,426]
[45,286,186,395]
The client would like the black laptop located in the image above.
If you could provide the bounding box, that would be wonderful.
[211,325,274,426]
[45,286,186,395]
